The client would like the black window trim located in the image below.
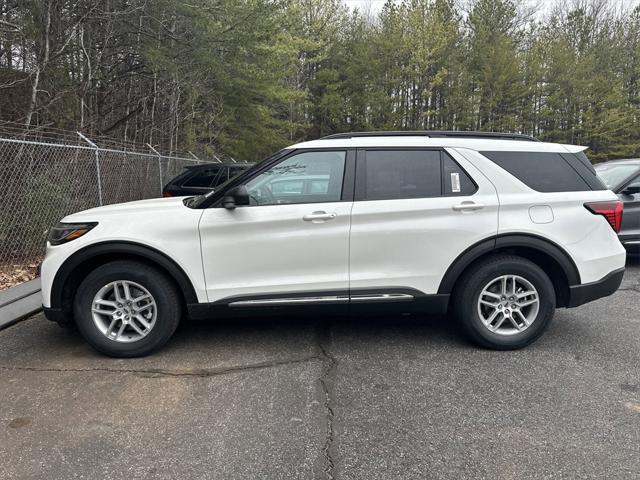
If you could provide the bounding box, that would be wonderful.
[354,147,478,202]
[206,148,356,208]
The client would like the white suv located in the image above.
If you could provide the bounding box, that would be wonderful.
[41,131,626,357]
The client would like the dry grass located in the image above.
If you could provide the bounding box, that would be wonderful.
[0,264,39,290]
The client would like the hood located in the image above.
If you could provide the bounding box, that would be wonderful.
[62,196,191,222]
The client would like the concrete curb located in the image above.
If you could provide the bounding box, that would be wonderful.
[0,278,42,329]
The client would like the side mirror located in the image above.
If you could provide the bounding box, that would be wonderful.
[621,184,640,195]
[222,185,250,209]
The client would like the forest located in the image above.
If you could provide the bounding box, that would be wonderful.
[1,0,640,161]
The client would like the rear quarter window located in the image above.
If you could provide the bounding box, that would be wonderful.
[480,151,604,192]
[442,153,477,196]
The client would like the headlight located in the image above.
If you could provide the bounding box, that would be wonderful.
[48,222,98,245]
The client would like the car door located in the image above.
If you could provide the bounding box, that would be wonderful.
[349,147,499,299]
[199,149,354,303]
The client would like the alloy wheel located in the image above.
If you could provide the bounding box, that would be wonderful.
[91,280,157,343]
[476,275,540,336]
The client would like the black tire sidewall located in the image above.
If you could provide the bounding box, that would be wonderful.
[74,262,180,357]
[456,257,556,349]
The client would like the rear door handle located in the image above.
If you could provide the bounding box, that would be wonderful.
[303,211,337,222]
[452,201,485,212]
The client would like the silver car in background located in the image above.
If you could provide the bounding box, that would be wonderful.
[596,159,640,250]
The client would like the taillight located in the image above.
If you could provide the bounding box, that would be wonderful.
[584,200,623,233]
[162,191,172,198]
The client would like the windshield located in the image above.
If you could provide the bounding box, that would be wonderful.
[594,163,640,189]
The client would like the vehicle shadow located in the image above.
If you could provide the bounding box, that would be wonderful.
[169,310,466,352]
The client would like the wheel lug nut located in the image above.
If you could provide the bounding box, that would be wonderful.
[511,304,517,309]
[505,309,510,314]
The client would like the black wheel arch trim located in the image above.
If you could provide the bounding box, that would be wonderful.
[49,241,199,310]
[437,233,581,294]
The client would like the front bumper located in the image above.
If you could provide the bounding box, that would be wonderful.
[43,306,67,324]
[620,236,640,250]
[567,267,625,308]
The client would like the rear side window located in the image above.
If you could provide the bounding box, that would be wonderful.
[211,169,229,187]
[183,167,222,188]
[359,150,477,200]
[364,150,442,200]
[480,151,599,192]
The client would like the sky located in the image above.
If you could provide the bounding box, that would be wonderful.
[342,0,640,17]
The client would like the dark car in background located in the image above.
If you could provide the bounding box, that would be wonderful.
[595,159,640,250]
[162,162,253,197]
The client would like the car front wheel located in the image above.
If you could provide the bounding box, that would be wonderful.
[74,260,181,357]
[453,254,556,350]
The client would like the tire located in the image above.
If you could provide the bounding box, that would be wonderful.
[74,260,181,357]
[452,254,556,350]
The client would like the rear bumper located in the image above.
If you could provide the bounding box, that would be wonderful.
[567,267,625,308]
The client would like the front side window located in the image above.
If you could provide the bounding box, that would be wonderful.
[623,176,640,196]
[245,151,346,205]
[595,164,640,190]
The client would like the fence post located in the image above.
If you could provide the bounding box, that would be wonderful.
[188,151,203,164]
[147,143,163,194]
[77,132,102,206]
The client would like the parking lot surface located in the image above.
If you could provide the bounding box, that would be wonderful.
[1,257,639,480]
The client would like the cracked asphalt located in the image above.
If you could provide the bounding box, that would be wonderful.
[1,256,639,480]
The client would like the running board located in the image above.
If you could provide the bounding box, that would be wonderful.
[228,293,413,308]
[349,293,414,303]
[229,295,349,307]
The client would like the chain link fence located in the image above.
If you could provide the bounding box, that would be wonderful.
[0,135,203,290]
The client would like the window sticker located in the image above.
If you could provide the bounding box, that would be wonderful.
[451,172,461,193]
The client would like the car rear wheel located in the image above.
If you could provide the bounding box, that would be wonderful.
[74,261,181,357]
[453,254,556,350]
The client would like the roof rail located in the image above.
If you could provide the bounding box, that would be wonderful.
[320,131,540,142]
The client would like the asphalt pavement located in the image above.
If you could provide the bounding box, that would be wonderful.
[1,257,639,479]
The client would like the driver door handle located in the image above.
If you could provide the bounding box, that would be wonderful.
[452,201,485,212]
[303,211,337,222]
